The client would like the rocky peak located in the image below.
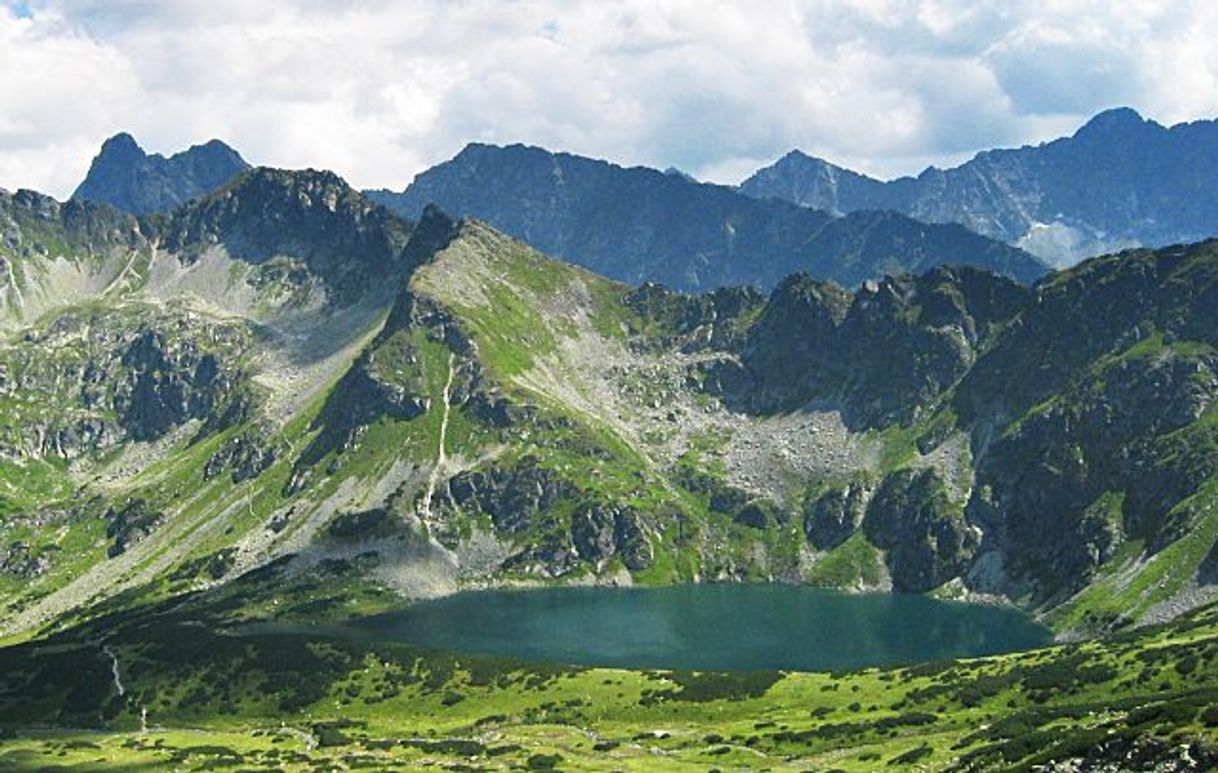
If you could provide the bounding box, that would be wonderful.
[72,132,250,215]
[739,149,888,215]
[9,188,61,218]
[2,187,144,262]
[97,132,144,162]
[156,167,415,302]
[1072,107,1149,140]
[772,149,838,174]
[401,204,459,267]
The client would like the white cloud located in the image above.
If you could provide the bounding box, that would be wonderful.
[0,0,1216,198]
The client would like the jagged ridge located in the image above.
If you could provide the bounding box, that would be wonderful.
[72,132,249,215]
[741,107,1218,266]
[370,142,1048,291]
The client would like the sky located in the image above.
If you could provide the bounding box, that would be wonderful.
[2,0,1217,199]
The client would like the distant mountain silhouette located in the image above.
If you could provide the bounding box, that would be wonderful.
[741,108,1218,266]
[72,132,249,215]
[369,142,1046,291]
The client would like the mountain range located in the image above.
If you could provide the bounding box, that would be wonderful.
[69,132,1052,292]
[366,142,1046,290]
[2,158,1217,638]
[1,118,1217,768]
[741,107,1218,266]
[71,108,1218,287]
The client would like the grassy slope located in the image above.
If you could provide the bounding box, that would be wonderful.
[0,573,1216,771]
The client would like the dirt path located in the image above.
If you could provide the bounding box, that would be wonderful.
[101,644,125,697]
[419,353,456,520]
[102,248,141,297]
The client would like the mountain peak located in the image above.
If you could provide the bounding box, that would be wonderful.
[98,131,143,159]
[739,149,887,216]
[768,149,861,174]
[157,165,414,302]
[455,141,523,157]
[1074,107,1148,138]
[227,165,349,194]
[72,133,250,215]
[777,149,818,164]
[187,138,245,163]
[168,166,380,236]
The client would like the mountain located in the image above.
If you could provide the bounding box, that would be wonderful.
[71,132,250,215]
[3,177,1217,637]
[3,167,1218,765]
[741,107,1218,266]
[152,166,419,306]
[368,142,1048,290]
[0,186,147,325]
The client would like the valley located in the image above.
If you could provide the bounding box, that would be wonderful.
[0,124,1217,769]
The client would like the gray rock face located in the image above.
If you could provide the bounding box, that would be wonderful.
[804,483,868,551]
[369,143,1046,291]
[706,265,1030,428]
[118,329,246,442]
[863,469,977,592]
[0,541,52,579]
[1,187,145,263]
[741,108,1218,267]
[104,499,165,557]
[622,283,766,352]
[156,167,418,304]
[976,347,1218,601]
[0,305,254,460]
[72,133,249,215]
[438,457,573,535]
[431,461,655,575]
[571,504,654,570]
[204,432,278,484]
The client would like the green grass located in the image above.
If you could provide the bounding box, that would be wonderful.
[1048,480,1218,633]
[0,457,73,516]
[2,583,1218,771]
[805,532,886,589]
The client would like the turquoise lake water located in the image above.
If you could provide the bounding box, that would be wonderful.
[352,584,1051,672]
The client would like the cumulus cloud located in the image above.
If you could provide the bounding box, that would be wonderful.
[1,0,1216,198]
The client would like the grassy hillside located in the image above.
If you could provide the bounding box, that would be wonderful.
[0,569,1217,770]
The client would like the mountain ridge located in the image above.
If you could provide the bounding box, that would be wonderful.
[742,107,1218,266]
[4,167,1216,643]
[369,141,1047,291]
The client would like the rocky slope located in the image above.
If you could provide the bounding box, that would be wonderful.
[0,187,147,325]
[369,142,1047,291]
[72,132,249,215]
[741,107,1218,267]
[1,165,1217,643]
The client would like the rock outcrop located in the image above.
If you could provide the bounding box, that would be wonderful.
[863,469,977,592]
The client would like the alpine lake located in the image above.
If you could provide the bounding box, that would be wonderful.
[338,584,1051,672]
